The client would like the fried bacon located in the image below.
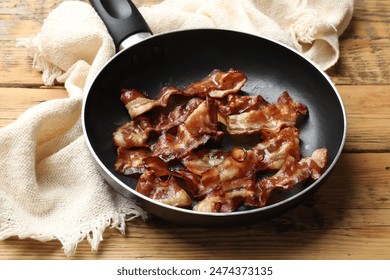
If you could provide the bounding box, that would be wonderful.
[115,147,150,175]
[225,91,308,135]
[253,127,301,171]
[136,171,192,207]
[135,156,192,207]
[254,148,329,207]
[121,69,247,119]
[154,98,203,133]
[113,68,328,212]
[152,98,219,161]
[201,148,257,191]
[121,89,160,119]
[181,149,229,176]
[193,180,254,212]
[113,116,153,148]
[151,127,211,162]
[182,68,247,98]
[219,93,269,115]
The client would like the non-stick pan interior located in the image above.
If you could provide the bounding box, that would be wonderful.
[83,29,346,225]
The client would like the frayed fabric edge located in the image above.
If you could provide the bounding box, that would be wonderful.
[0,209,147,257]
[16,36,63,86]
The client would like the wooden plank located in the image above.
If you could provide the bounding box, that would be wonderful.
[328,38,390,85]
[0,87,67,127]
[339,85,390,152]
[342,0,390,38]
[0,153,389,260]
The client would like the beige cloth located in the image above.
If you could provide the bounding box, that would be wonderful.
[0,0,353,256]
[140,0,354,70]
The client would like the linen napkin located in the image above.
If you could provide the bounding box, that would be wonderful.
[0,0,353,256]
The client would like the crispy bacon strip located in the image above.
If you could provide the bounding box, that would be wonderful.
[154,98,203,133]
[115,147,150,175]
[193,188,247,213]
[113,117,153,148]
[195,148,328,212]
[152,126,212,162]
[253,127,301,171]
[176,169,205,199]
[300,148,328,180]
[121,69,247,119]
[253,148,328,207]
[219,93,269,115]
[157,69,248,103]
[182,68,247,99]
[135,156,192,207]
[156,86,188,107]
[226,91,308,135]
[193,178,256,212]
[181,149,229,176]
[120,89,160,119]
[201,148,258,192]
[152,98,219,161]
[136,171,192,207]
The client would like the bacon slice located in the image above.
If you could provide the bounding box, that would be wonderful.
[201,148,258,191]
[195,148,328,212]
[135,156,192,207]
[136,171,192,208]
[219,93,269,115]
[181,149,229,176]
[121,69,247,119]
[300,148,328,180]
[193,148,259,211]
[193,177,257,212]
[175,169,206,199]
[182,68,247,99]
[253,127,301,171]
[113,117,153,148]
[115,147,150,175]
[253,148,328,207]
[154,98,203,133]
[226,91,308,135]
[193,187,247,213]
[153,68,247,109]
[152,98,219,161]
[120,89,160,119]
[152,126,212,162]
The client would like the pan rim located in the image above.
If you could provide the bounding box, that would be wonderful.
[81,28,347,219]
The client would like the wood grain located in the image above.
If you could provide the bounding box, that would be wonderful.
[0,0,390,260]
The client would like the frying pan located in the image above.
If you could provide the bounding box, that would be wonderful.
[82,0,347,226]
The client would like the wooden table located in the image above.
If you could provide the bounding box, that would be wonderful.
[0,0,389,260]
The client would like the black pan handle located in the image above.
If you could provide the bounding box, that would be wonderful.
[90,0,152,50]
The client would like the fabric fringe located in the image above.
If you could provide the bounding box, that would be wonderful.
[288,0,323,48]
[0,209,146,257]
[62,208,146,256]
[16,36,63,86]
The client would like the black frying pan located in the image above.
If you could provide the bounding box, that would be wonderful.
[82,0,347,226]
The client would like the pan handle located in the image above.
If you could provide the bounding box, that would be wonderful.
[90,0,152,51]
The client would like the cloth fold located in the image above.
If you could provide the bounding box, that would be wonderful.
[139,0,354,70]
[0,0,353,256]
